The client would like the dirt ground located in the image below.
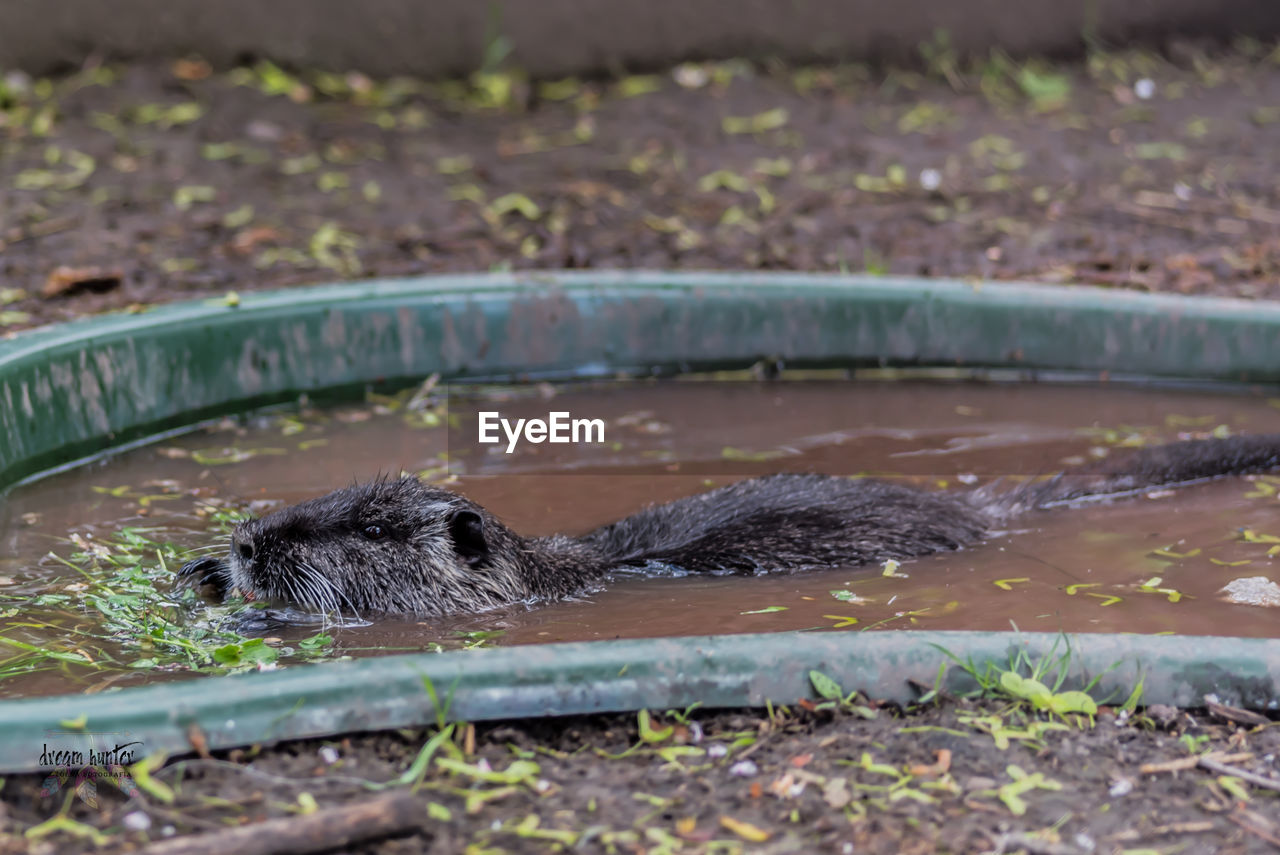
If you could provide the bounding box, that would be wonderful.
[3,41,1280,854]
[3,699,1280,854]
[1,41,1279,331]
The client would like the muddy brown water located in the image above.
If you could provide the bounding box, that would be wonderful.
[4,378,1280,697]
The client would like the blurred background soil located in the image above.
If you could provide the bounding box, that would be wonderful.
[1,42,1278,331]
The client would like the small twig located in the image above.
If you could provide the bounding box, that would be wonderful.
[1206,700,1270,727]
[733,736,770,762]
[187,723,212,760]
[1105,820,1215,841]
[139,792,425,855]
[1227,809,1280,847]
[128,803,226,833]
[1230,203,1280,226]
[963,797,1005,815]
[1140,751,1253,774]
[1112,201,1201,233]
[3,215,81,244]
[992,832,1083,855]
[1198,756,1280,792]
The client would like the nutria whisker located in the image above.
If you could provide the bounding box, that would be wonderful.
[305,561,363,624]
[295,563,336,622]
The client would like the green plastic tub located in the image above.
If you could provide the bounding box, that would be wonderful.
[1,272,1278,772]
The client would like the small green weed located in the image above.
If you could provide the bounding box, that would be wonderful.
[808,670,878,718]
[928,633,1126,724]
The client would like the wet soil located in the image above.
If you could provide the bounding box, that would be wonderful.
[4,701,1280,854]
[2,44,1280,332]
[4,43,1280,855]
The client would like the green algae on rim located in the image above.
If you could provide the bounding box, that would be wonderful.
[3,271,1280,771]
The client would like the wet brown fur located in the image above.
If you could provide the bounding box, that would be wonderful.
[179,433,1280,619]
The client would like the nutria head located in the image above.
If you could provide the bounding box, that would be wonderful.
[199,477,536,618]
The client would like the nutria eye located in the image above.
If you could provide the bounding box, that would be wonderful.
[362,524,387,541]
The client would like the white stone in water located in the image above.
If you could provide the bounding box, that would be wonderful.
[1220,576,1280,607]
[123,811,152,831]
[1134,78,1156,100]
[729,760,758,777]
[919,168,942,191]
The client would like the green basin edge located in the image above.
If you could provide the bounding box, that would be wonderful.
[1,630,1277,773]
[2,271,1279,771]
[6,270,1280,489]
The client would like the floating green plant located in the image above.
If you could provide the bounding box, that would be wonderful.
[0,522,337,689]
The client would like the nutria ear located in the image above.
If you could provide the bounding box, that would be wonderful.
[448,509,488,566]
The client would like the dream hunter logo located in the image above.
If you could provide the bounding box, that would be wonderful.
[38,730,143,807]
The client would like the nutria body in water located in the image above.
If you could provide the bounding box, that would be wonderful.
[179,433,1280,619]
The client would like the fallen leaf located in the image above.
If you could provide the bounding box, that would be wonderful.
[768,773,797,798]
[909,748,953,777]
[187,723,211,759]
[172,58,213,80]
[231,226,284,253]
[823,778,851,809]
[43,266,122,299]
[720,816,771,842]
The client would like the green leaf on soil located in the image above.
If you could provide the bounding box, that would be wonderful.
[809,670,845,701]
[722,108,788,135]
[1047,690,1097,716]
[436,757,541,788]
[130,752,175,804]
[173,185,216,210]
[487,193,541,220]
[637,709,673,744]
[23,815,108,846]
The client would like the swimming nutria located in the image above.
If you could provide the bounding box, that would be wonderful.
[178,433,1280,619]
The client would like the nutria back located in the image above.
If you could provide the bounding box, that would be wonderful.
[581,474,987,574]
[179,432,1280,619]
